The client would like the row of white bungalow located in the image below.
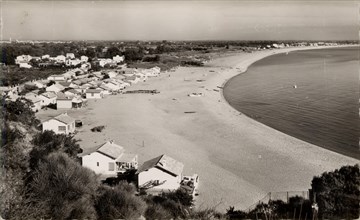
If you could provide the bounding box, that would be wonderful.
[4,66,161,112]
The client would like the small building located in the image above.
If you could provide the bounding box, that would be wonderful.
[19,62,32,69]
[64,89,81,97]
[47,75,66,82]
[56,92,72,109]
[42,113,75,134]
[39,91,57,106]
[33,80,48,89]
[72,96,84,108]
[81,56,89,62]
[15,55,32,64]
[113,55,125,63]
[137,154,184,192]
[66,53,75,59]
[86,89,103,99]
[46,83,65,93]
[42,54,50,60]
[55,55,66,63]
[25,94,43,112]
[80,140,138,176]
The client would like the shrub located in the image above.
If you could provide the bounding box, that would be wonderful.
[311,164,360,219]
[3,97,40,128]
[95,183,146,220]
[25,152,99,219]
[30,130,82,170]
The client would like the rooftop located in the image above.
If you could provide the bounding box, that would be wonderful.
[136,154,184,177]
[52,113,75,125]
[96,140,125,160]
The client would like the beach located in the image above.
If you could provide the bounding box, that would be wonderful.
[37,46,359,211]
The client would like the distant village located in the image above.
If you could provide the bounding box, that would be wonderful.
[1,52,199,197]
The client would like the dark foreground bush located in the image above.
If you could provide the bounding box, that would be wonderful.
[95,183,146,220]
[25,152,99,219]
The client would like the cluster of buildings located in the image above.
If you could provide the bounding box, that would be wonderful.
[15,53,125,70]
[41,113,198,195]
[15,53,93,69]
[3,65,161,112]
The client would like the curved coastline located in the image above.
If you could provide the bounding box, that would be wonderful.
[37,45,359,212]
[220,46,360,159]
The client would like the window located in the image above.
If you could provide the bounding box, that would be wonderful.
[58,126,66,131]
[68,125,70,130]
[108,162,115,171]
[97,162,99,166]
[91,93,94,97]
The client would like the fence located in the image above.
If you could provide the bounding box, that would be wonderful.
[246,190,310,212]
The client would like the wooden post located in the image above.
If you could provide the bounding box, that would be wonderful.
[299,202,303,220]
[293,208,296,220]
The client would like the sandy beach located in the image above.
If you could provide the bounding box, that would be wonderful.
[37,46,359,211]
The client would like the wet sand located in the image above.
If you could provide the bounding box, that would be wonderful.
[37,46,359,211]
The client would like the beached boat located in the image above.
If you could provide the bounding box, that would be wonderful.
[188,92,203,97]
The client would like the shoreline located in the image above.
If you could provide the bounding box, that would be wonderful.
[219,45,360,159]
[36,45,359,211]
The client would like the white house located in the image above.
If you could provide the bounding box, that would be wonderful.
[39,91,57,106]
[47,75,66,82]
[24,94,43,112]
[15,55,32,64]
[19,63,32,69]
[80,56,89,62]
[137,154,184,192]
[66,53,75,59]
[56,92,72,109]
[107,71,118,78]
[113,55,125,63]
[81,63,91,71]
[85,89,103,99]
[42,113,75,134]
[65,59,81,67]
[81,140,138,176]
[54,55,66,63]
[46,83,65,93]
[33,80,48,89]
[62,70,76,80]
[42,54,50,60]
[64,89,81,97]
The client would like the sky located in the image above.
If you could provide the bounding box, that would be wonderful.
[1,1,359,41]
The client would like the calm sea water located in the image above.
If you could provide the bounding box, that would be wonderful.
[224,47,360,159]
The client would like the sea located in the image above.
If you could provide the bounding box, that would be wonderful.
[223,46,360,159]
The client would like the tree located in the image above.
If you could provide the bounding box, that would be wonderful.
[95,183,146,220]
[30,130,82,170]
[3,97,40,128]
[105,46,121,58]
[144,188,193,219]
[311,164,360,219]
[25,152,99,219]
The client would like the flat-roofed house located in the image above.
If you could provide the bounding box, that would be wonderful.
[47,75,66,82]
[80,140,138,176]
[136,154,184,192]
[86,89,103,99]
[42,113,75,134]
